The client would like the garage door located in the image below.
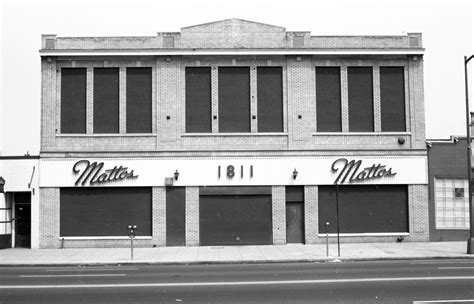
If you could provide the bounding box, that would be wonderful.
[199,187,272,246]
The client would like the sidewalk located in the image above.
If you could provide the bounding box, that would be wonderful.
[0,242,472,266]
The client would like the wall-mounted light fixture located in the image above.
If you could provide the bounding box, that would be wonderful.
[292,169,298,180]
[174,170,180,181]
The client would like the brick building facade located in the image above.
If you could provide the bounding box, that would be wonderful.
[38,19,429,249]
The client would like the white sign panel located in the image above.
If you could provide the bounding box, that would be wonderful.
[39,156,428,187]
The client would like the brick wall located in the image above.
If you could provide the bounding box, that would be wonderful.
[408,184,430,241]
[152,187,166,246]
[304,186,319,244]
[272,186,286,244]
[185,186,199,246]
[39,188,60,248]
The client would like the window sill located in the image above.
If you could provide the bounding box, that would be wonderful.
[182,133,288,137]
[435,227,470,231]
[317,233,409,237]
[59,236,152,240]
[56,134,157,137]
[312,132,411,136]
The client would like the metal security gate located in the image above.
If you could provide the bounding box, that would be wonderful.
[199,187,272,246]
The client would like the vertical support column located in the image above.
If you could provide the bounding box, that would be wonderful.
[250,66,258,133]
[39,188,60,248]
[185,187,199,246]
[409,184,429,241]
[272,186,286,244]
[340,66,349,133]
[408,57,426,148]
[86,67,94,134]
[152,187,166,247]
[373,66,381,132]
[304,186,319,244]
[211,66,219,133]
[119,67,126,134]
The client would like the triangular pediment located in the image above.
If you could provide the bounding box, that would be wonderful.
[182,18,285,33]
[181,18,286,48]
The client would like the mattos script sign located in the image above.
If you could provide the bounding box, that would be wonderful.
[39,156,427,187]
[331,158,396,184]
[73,160,138,186]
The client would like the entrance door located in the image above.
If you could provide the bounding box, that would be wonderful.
[14,193,31,248]
[286,202,304,243]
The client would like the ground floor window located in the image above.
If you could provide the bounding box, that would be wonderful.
[60,187,152,237]
[434,178,469,229]
[318,185,408,233]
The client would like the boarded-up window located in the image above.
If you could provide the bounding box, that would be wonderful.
[318,185,408,233]
[61,68,87,133]
[316,67,341,132]
[185,67,211,133]
[126,67,152,133]
[218,67,250,132]
[166,187,185,246]
[94,68,119,133]
[380,67,406,132]
[348,67,374,132]
[257,67,283,132]
[60,187,152,237]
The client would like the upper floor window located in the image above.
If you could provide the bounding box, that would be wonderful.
[60,68,87,134]
[60,67,152,134]
[126,67,152,133]
[185,67,212,133]
[218,67,251,133]
[93,68,119,133]
[316,67,341,132]
[257,67,283,132]
[185,66,284,134]
[348,67,374,132]
[380,67,406,132]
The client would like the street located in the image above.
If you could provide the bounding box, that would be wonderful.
[0,259,473,303]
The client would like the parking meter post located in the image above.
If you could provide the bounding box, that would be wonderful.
[127,225,137,261]
[325,222,330,257]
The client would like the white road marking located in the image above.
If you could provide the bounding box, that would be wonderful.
[45,267,139,272]
[20,274,126,278]
[438,266,474,270]
[410,261,474,265]
[2,276,474,289]
[413,300,474,303]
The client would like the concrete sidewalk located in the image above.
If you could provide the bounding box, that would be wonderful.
[0,242,472,266]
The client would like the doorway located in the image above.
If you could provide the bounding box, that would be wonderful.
[14,192,31,248]
[286,186,305,244]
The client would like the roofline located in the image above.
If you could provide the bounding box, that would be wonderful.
[39,48,425,57]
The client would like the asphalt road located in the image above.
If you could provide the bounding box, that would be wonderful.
[0,259,473,303]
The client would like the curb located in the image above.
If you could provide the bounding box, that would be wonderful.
[1,255,473,267]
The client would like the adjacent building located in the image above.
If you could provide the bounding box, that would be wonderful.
[0,156,39,249]
[37,19,429,249]
[427,136,471,241]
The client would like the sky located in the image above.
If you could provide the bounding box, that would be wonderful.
[0,0,473,155]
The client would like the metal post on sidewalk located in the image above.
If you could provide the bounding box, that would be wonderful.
[127,225,137,261]
[335,183,341,257]
[465,55,474,254]
[325,222,330,257]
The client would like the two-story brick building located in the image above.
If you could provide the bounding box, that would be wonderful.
[38,19,428,249]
